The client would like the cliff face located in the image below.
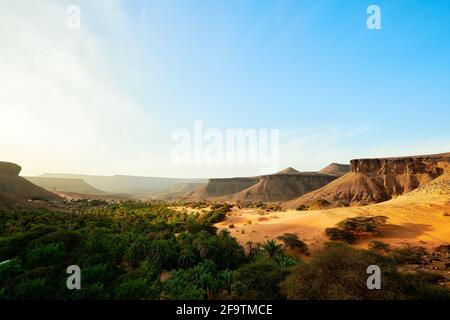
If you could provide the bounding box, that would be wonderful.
[188,177,260,200]
[350,154,449,176]
[232,173,337,202]
[188,171,338,203]
[286,152,450,209]
[0,162,22,176]
[0,162,61,210]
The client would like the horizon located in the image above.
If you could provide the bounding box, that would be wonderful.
[1,0,450,178]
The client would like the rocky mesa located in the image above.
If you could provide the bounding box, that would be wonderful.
[0,162,61,210]
[286,152,450,209]
[187,165,346,203]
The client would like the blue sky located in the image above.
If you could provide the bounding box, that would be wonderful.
[1,0,450,177]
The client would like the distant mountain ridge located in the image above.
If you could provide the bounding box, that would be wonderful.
[25,177,105,195]
[38,173,207,195]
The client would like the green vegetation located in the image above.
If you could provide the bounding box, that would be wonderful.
[281,242,450,300]
[325,216,388,243]
[0,203,448,300]
[277,233,309,254]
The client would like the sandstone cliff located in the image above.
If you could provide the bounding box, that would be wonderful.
[0,162,61,210]
[286,152,450,209]
[187,167,339,203]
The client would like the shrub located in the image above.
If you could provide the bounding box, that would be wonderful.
[390,245,428,264]
[325,228,356,244]
[16,278,52,300]
[114,278,152,300]
[25,243,65,268]
[277,233,309,254]
[233,260,288,300]
[368,240,390,251]
[337,216,388,233]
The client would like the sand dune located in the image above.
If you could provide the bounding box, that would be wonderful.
[217,169,450,251]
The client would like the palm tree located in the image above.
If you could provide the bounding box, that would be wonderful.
[178,248,196,268]
[261,239,283,259]
[220,270,234,296]
[218,229,231,238]
[276,254,298,270]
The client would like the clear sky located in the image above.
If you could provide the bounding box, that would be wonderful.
[1,0,449,177]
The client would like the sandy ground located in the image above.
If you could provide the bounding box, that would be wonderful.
[215,194,450,252]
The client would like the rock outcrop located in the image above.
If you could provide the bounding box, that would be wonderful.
[187,167,338,203]
[319,163,350,177]
[232,173,337,202]
[286,152,450,209]
[0,162,22,176]
[0,162,61,210]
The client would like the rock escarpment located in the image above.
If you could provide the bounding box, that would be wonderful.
[286,152,450,209]
[187,167,340,203]
[0,162,61,210]
[232,173,337,202]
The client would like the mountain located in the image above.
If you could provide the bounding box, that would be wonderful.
[187,167,337,202]
[25,177,105,195]
[231,172,337,202]
[319,163,350,177]
[188,177,260,200]
[38,173,207,195]
[286,152,450,209]
[0,162,61,210]
[140,182,206,200]
[277,167,301,175]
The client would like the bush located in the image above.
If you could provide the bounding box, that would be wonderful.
[325,228,356,244]
[390,245,428,264]
[281,243,388,299]
[114,278,152,300]
[233,260,288,300]
[25,243,65,268]
[337,216,388,233]
[16,278,52,300]
[368,240,390,251]
[277,233,309,254]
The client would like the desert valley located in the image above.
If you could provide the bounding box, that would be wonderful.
[3,152,449,252]
[1,151,449,300]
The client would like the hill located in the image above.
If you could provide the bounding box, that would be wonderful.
[25,177,105,195]
[319,163,350,177]
[286,152,450,209]
[0,162,61,210]
[187,167,337,202]
[231,172,337,202]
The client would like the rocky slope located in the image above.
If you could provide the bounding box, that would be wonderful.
[231,172,337,202]
[187,166,340,203]
[0,162,61,210]
[286,152,450,209]
[319,163,350,177]
[25,177,105,195]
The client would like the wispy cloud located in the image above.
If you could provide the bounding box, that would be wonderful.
[0,0,153,175]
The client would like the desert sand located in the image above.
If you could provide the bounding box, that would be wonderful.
[216,180,450,252]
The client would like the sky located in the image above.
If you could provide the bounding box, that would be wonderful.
[1,0,449,178]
